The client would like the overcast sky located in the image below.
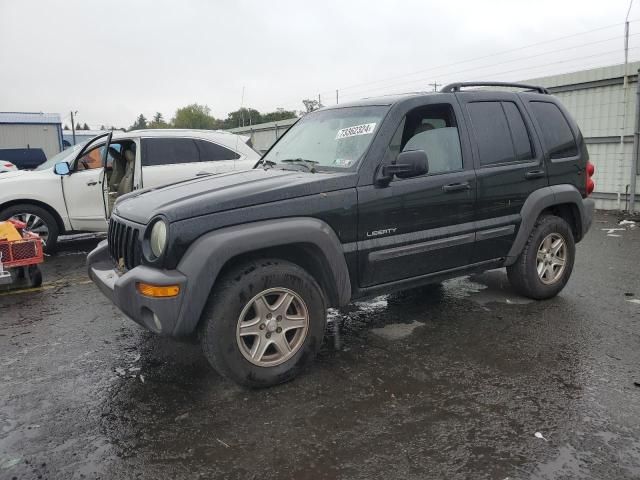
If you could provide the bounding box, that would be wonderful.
[0,0,637,128]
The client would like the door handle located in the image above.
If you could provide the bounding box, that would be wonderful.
[525,170,545,179]
[87,181,98,186]
[442,182,471,192]
[195,171,212,176]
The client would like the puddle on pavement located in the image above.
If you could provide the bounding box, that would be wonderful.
[370,320,425,340]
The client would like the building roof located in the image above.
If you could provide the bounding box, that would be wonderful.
[0,112,62,125]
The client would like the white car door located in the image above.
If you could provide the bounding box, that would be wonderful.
[62,140,108,231]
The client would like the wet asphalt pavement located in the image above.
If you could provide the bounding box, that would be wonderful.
[1,212,640,480]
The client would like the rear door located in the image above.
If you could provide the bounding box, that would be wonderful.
[357,98,477,287]
[456,93,547,262]
[140,137,202,187]
[140,137,249,187]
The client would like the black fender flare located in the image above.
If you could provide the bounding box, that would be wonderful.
[505,184,593,265]
[172,217,351,336]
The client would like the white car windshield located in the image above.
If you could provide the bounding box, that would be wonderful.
[262,106,388,170]
[35,142,86,171]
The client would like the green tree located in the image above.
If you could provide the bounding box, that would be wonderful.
[129,114,148,131]
[63,124,69,130]
[82,123,89,130]
[99,124,106,130]
[148,112,169,129]
[223,107,262,129]
[75,122,81,131]
[261,109,298,123]
[172,104,218,129]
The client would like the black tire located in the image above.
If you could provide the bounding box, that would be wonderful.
[507,215,575,300]
[26,265,43,288]
[199,258,327,388]
[0,204,59,253]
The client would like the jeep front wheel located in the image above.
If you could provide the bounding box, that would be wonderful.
[507,215,575,300]
[199,259,327,388]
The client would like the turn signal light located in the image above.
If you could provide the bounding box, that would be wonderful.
[136,282,180,298]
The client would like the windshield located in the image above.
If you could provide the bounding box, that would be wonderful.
[35,142,87,171]
[262,106,388,169]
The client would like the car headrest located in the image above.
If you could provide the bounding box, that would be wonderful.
[124,149,135,162]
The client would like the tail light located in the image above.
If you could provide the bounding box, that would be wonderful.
[3,163,13,168]
[585,161,595,196]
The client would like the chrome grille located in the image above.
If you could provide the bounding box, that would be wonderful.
[108,217,142,270]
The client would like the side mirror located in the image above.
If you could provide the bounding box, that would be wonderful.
[53,162,70,176]
[376,150,429,186]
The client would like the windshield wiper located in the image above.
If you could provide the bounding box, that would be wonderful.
[280,158,319,172]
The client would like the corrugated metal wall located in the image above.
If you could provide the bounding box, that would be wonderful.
[230,118,297,153]
[0,123,62,158]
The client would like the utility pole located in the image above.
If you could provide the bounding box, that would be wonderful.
[318,93,322,107]
[240,86,245,127]
[336,89,339,104]
[70,110,77,145]
[625,0,634,86]
[629,69,640,213]
[428,82,440,92]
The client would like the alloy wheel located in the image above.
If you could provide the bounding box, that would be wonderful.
[236,287,309,367]
[536,233,567,285]
[10,213,49,245]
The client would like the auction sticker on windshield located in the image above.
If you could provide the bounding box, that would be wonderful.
[335,123,377,140]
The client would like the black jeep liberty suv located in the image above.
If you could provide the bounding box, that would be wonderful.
[88,82,595,387]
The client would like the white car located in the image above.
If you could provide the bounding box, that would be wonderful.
[0,161,18,173]
[0,129,259,252]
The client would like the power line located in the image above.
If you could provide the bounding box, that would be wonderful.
[337,37,640,100]
[272,19,640,111]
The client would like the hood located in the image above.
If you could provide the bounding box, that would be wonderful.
[114,168,357,224]
[0,169,33,180]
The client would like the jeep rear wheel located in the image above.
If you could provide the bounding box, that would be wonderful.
[200,258,326,388]
[507,215,575,300]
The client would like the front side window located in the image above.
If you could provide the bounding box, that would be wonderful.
[529,101,578,159]
[262,106,388,169]
[142,138,199,166]
[396,103,463,175]
[75,145,105,171]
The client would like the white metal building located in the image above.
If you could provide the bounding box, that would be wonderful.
[229,118,297,154]
[0,112,63,158]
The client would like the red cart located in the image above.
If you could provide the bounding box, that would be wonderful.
[0,219,44,288]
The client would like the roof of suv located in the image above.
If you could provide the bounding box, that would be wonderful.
[322,82,549,110]
[109,128,251,150]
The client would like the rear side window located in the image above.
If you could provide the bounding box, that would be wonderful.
[195,140,240,161]
[530,101,578,159]
[467,102,514,166]
[141,138,199,166]
[503,102,534,161]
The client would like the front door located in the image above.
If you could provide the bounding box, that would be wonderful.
[62,133,111,231]
[456,93,548,262]
[357,100,476,287]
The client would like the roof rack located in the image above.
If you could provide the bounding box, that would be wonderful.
[440,82,549,94]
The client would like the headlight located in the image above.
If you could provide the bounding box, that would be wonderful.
[149,219,167,258]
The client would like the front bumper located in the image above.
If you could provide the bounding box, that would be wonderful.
[87,240,188,336]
